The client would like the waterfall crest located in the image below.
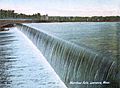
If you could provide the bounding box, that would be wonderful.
[16,23,118,88]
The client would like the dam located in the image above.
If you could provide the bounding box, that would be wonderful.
[0,22,120,88]
[16,22,120,88]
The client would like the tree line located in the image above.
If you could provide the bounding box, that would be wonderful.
[0,9,120,22]
[0,9,47,20]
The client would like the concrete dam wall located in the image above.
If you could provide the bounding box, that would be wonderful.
[16,24,119,88]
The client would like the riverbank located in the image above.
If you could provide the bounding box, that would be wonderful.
[0,19,120,29]
[0,19,34,28]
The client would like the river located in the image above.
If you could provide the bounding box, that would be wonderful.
[1,22,120,88]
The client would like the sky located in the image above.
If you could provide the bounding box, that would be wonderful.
[0,0,120,16]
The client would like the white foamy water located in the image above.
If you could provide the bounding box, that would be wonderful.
[0,27,67,88]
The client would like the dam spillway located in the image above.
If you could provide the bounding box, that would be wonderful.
[16,22,120,88]
[0,28,67,88]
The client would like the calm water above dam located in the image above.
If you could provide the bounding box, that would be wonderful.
[0,28,66,88]
[25,22,120,59]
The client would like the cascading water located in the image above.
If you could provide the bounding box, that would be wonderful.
[16,23,119,88]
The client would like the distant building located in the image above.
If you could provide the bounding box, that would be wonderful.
[40,14,49,21]
[97,19,100,22]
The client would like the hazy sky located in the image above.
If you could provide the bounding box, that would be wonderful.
[0,0,120,16]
